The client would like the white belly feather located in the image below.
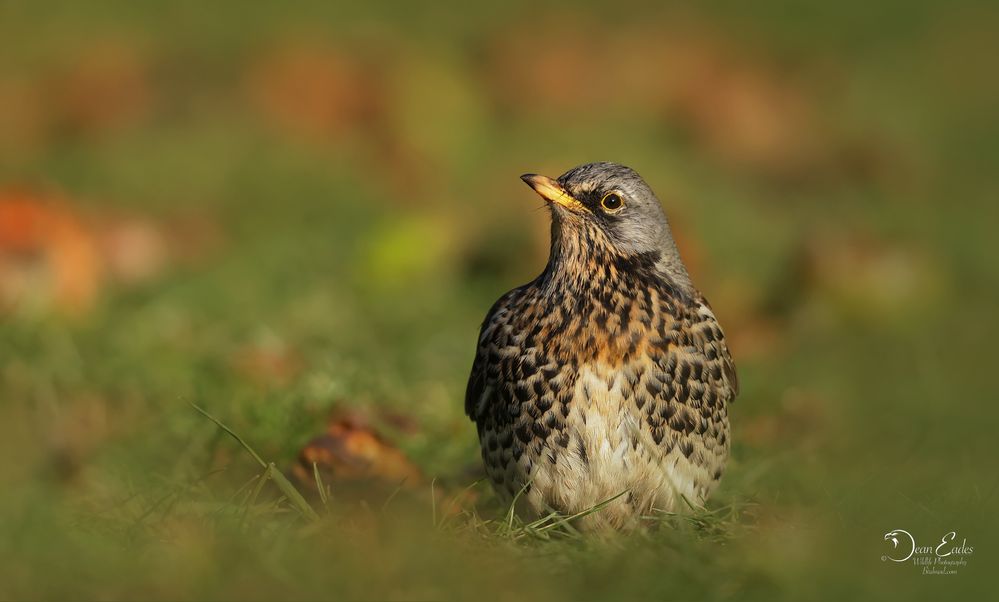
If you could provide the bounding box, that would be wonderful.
[521,364,704,528]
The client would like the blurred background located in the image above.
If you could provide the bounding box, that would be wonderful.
[0,0,996,599]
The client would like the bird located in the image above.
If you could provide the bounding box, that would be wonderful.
[464,162,738,530]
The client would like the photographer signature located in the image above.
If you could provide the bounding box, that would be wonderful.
[882,529,974,568]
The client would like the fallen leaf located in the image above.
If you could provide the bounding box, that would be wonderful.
[45,39,152,137]
[0,187,213,315]
[230,337,304,388]
[480,16,624,117]
[245,40,387,143]
[294,411,424,493]
[0,188,104,314]
[96,216,169,284]
[481,14,889,185]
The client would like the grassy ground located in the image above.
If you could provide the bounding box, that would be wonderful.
[0,1,996,600]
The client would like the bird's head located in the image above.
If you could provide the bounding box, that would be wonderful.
[521,162,692,292]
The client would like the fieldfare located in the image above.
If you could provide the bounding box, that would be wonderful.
[465,162,738,530]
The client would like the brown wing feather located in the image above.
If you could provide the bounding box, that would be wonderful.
[465,287,521,420]
[621,294,735,480]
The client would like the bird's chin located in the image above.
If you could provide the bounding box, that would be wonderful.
[547,203,589,225]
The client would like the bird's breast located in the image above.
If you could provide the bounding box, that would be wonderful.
[530,278,671,367]
[522,356,709,525]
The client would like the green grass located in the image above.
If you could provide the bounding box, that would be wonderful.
[0,1,996,600]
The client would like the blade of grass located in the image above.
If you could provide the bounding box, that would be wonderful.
[190,403,266,469]
[533,490,630,535]
[240,472,269,526]
[505,479,533,534]
[266,463,320,522]
[431,477,438,527]
[191,402,319,523]
[436,478,486,531]
[380,479,408,514]
[312,462,329,510]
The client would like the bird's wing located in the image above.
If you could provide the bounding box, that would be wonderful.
[629,295,738,455]
[464,349,489,421]
[464,288,521,421]
[690,295,739,400]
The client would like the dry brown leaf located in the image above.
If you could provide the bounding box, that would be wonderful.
[294,412,424,493]
[481,16,623,117]
[244,39,445,199]
[481,15,882,184]
[45,40,152,137]
[245,41,387,142]
[96,216,169,284]
[0,189,104,314]
[0,188,212,315]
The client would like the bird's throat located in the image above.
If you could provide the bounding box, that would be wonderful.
[541,220,671,298]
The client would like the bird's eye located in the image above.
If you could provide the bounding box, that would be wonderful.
[600,193,624,212]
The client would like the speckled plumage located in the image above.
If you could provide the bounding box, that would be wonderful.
[465,163,738,530]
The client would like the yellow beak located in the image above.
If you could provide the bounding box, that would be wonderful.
[520,174,583,210]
